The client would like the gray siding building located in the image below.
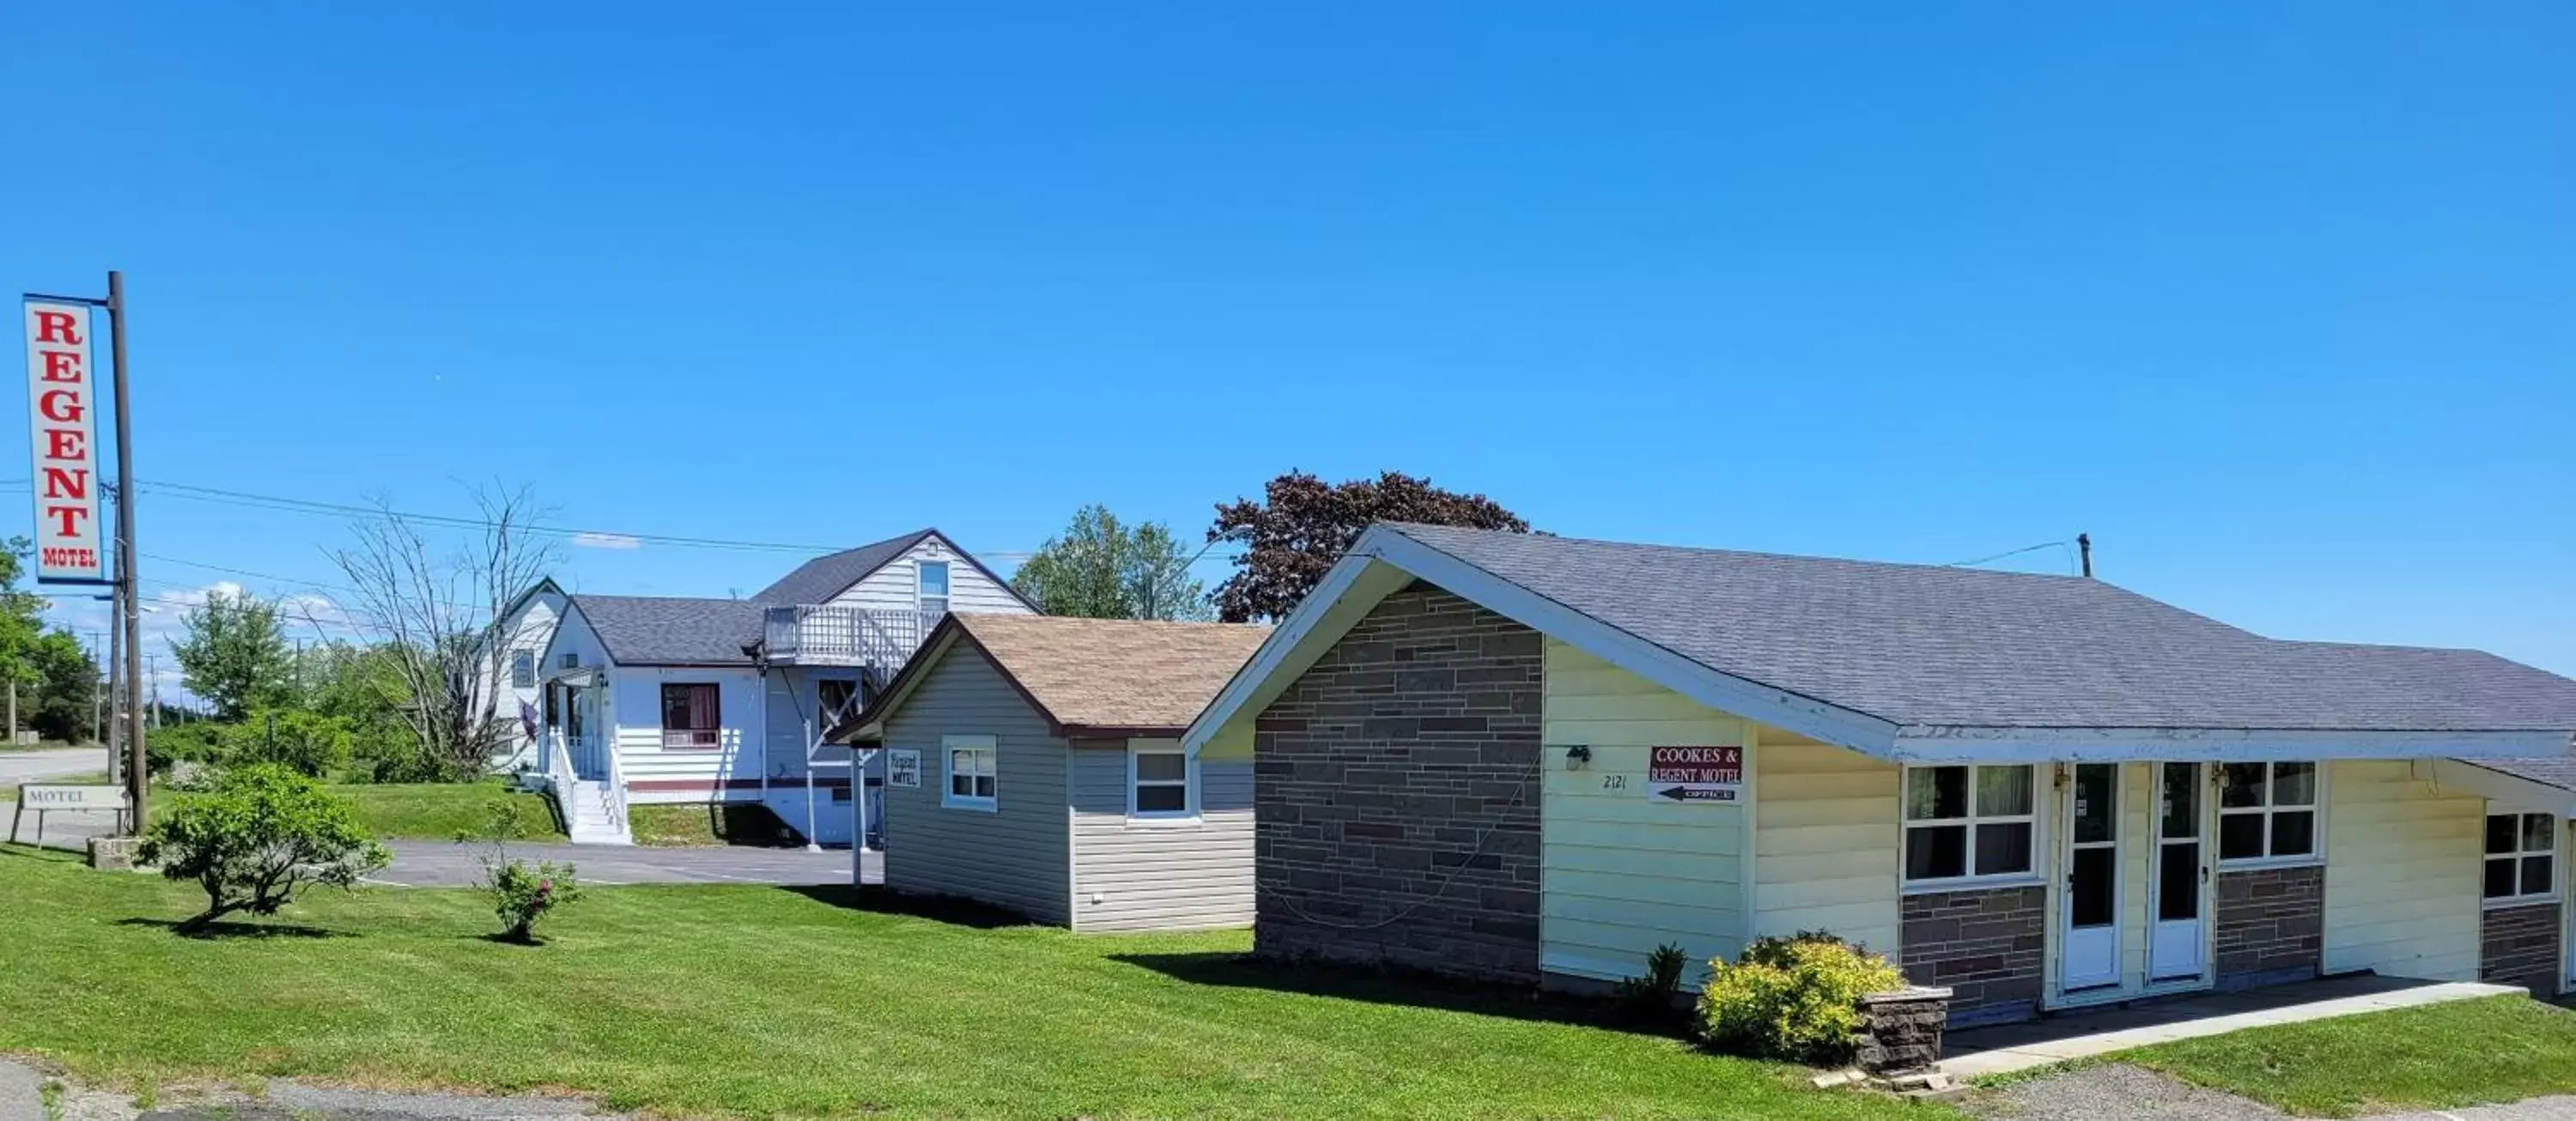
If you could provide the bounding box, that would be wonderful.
[847,614,1270,931]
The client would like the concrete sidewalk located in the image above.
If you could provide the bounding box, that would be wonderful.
[1941,974,2525,1079]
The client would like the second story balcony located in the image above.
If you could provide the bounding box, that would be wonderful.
[762,604,943,670]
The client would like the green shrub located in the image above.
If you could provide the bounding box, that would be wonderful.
[137,763,390,932]
[143,722,225,777]
[483,857,582,942]
[216,708,355,779]
[1613,942,1692,1024]
[1696,931,1904,1065]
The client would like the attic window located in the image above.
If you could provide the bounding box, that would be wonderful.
[918,560,951,617]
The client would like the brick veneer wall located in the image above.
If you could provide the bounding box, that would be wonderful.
[1899,886,2044,1027]
[2482,902,2563,997]
[2213,865,2324,990]
[1252,581,1546,983]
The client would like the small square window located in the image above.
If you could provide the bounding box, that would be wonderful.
[1902,765,2034,886]
[2218,761,2324,865]
[2483,811,2559,903]
[1132,748,1191,818]
[942,736,997,810]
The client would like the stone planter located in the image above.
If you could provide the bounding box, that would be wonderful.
[86,836,142,871]
[1855,985,1953,1076]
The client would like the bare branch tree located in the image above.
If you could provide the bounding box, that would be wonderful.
[326,485,559,779]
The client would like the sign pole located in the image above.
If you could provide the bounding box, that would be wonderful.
[106,270,145,833]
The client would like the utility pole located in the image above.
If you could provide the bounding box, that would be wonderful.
[108,270,146,830]
[105,598,123,783]
[90,629,105,754]
[148,653,161,728]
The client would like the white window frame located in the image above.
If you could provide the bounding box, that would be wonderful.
[941,734,997,812]
[509,650,536,689]
[1901,763,2044,893]
[2216,760,2325,869]
[1127,740,1196,822]
[917,560,952,616]
[2483,810,2560,908]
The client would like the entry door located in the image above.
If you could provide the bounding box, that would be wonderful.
[2149,761,2209,982]
[2062,763,2123,991]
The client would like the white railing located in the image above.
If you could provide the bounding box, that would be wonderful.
[600,734,630,839]
[762,605,942,668]
[543,727,580,825]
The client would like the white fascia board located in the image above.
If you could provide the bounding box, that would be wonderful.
[2430,759,2576,817]
[1892,724,2576,764]
[1181,553,1410,755]
[1357,529,1905,755]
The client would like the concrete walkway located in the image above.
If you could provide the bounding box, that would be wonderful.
[1942,974,2527,1079]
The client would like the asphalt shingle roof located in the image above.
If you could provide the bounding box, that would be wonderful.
[956,615,1273,732]
[752,530,938,606]
[1386,524,2576,734]
[569,595,766,665]
[2473,756,2576,793]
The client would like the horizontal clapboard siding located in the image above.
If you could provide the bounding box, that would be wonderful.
[881,645,1069,924]
[1753,739,1901,955]
[2323,759,2482,980]
[1069,741,1255,932]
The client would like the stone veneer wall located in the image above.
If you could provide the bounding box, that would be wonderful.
[1251,581,1546,983]
[2481,902,2563,997]
[1899,886,2045,1026]
[2213,865,2325,990]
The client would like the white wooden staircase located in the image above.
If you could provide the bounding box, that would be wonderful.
[559,779,631,846]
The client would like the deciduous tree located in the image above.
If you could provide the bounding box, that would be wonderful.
[1011,505,1212,621]
[139,763,390,934]
[1207,470,1529,622]
[171,589,296,720]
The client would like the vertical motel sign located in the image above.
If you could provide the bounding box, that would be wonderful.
[21,299,109,584]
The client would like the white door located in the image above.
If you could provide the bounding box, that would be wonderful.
[2062,762,2123,991]
[2149,761,2209,982]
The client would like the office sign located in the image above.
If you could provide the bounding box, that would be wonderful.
[1648,744,1743,803]
[22,300,106,584]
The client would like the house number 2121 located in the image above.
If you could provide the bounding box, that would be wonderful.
[1601,774,1627,791]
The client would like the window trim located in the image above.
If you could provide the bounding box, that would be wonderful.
[1127,741,1196,823]
[941,734,997,812]
[508,650,537,689]
[1900,763,2045,894]
[917,560,952,616]
[2215,760,2326,870]
[2482,809,2560,909]
[659,682,722,750]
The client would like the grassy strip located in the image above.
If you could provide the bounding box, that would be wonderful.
[625,802,801,847]
[322,781,565,842]
[2123,994,2576,1116]
[0,845,1928,1120]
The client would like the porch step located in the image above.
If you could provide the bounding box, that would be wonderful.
[556,779,632,846]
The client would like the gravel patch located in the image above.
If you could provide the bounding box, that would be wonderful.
[1964,1064,2285,1121]
[0,1062,623,1121]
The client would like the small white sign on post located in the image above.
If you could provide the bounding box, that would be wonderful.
[9,783,130,847]
[21,300,108,585]
[886,749,921,789]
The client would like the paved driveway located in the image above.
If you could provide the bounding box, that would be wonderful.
[0,747,113,786]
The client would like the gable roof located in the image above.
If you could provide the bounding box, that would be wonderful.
[1187,524,2576,762]
[843,615,1271,741]
[2473,756,2576,794]
[752,528,1036,610]
[567,594,766,666]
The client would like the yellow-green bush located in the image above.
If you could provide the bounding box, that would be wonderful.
[1696,932,1904,1064]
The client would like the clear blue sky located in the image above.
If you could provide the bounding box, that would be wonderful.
[7,3,2571,685]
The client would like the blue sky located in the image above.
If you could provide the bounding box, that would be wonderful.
[6,3,2571,689]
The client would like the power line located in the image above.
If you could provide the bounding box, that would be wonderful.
[1946,539,2080,573]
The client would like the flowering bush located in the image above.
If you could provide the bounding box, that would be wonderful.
[484,856,581,942]
[1696,931,1904,1065]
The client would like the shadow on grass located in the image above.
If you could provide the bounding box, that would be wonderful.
[1111,950,1688,1039]
[115,917,350,940]
[777,883,1036,930]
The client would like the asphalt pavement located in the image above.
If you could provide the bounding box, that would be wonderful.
[0,747,114,787]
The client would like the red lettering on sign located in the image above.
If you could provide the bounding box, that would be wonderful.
[40,467,88,500]
[38,390,83,424]
[32,311,82,346]
[40,350,82,382]
[44,428,85,459]
[44,505,88,538]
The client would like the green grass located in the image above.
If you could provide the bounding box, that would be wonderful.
[2121,995,2576,1116]
[322,781,565,842]
[626,802,802,847]
[0,845,1933,1120]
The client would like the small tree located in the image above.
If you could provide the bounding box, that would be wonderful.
[465,803,581,943]
[1011,505,1214,621]
[1208,470,1529,622]
[171,589,297,720]
[138,763,390,933]
[26,628,99,743]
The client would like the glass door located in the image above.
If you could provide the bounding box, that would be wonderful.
[2063,763,2122,991]
[2149,762,2208,982]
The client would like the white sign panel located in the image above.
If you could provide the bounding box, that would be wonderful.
[22,300,106,584]
[887,748,921,789]
[1647,744,1744,803]
[18,784,125,811]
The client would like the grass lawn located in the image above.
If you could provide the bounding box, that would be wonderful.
[0,845,1934,1120]
[2119,995,2576,1117]
[317,781,565,843]
[627,801,803,847]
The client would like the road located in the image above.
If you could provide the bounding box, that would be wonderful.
[0,747,113,787]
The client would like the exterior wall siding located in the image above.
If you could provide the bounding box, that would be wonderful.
[2213,865,2324,989]
[2480,902,2561,997]
[1068,739,1255,932]
[1900,886,2046,1027]
[1753,738,1900,959]
[821,536,1029,615]
[1253,583,1545,982]
[879,645,1071,924]
[1541,639,1747,985]
[2322,760,2483,980]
